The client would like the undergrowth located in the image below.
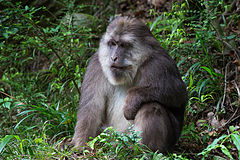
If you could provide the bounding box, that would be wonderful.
[0,0,239,159]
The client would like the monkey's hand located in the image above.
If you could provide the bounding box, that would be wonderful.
[123,95,139,120]
[123,86,150,120]
[123,104,137,120]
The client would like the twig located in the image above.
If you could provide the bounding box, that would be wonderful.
[230,114,240,124]
[234,65,240,97]
[234,81,240,97]
[31,27,81,97]
[0,90,25,105]
[211,22,240,59]
[220,61,231,112]
[221,65,240,127]
[8,3,81,97]
[222,108,239,127]
[222,41,240,59]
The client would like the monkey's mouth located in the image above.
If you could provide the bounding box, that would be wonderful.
[111,65,130,71]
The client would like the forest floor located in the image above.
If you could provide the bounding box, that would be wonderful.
[0,0,239,159]
[115,0,240,159]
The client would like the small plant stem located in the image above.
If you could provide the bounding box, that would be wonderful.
[31,26,81,97]
[220,61,231,113]
[0,90,25,105]
[6,2,81,97]
[15,8,81,97]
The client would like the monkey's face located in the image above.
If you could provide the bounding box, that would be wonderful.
[98,34,137,86]
[98,17,157,86]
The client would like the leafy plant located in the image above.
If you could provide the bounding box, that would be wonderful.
[198,126,240,159]
[0,128,74,159]
[1,0,239,159]
[83,127,167,159]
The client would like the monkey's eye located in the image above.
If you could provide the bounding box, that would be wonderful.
[108,40,117,47]
[120,42,131,48]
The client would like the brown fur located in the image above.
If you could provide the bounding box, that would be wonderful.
[71,17,187,152]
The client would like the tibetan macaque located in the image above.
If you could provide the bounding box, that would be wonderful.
[71,17,188,152]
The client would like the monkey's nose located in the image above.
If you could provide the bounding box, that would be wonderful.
[111,56,118,62]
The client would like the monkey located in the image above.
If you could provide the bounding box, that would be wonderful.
[71,16,188,152]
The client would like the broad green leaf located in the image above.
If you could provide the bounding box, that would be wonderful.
[211,135,227,146]
[231,133,240,159]
[220,145,233,159]
[226,35,236,39]
[229,126,235,132]
[88,137,99,150]
[198,135,227,156]
[201,66,213,77]
[0,135,21,153]
[213,155,227,160]
[150,16,161,31]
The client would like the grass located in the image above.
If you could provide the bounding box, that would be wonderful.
[0,0,240,159]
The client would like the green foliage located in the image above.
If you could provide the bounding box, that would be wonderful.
[198,126,240,159]
[0,0,239,159]
[0,0,100,137]
[149,1,227,117]
[149,0,239,113]
[0,0,107,158]
[83,127,167,159]
[149,0,239,159]
[0,128,75,159]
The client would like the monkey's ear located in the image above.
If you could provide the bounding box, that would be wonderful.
[144,36,161,50]
[109,15,123,23]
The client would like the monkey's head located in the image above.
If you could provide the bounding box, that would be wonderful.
[98,17,160,86]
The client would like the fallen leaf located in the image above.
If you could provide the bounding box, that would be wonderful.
[220,119,226,126]
[233,59,240,66]
[208,131,217,136]
[211,117,221,128]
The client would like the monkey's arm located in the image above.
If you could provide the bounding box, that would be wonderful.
[123,54,188,120]
[72,54,107,147]
[72,103,105,147]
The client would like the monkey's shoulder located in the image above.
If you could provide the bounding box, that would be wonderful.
[81,53,107,91]
[84,53,105,76]
[140,52,181,77]
[155,52,178,67]
[86,53,101,70]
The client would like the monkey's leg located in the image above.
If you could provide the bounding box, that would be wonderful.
[134,102,181,152]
